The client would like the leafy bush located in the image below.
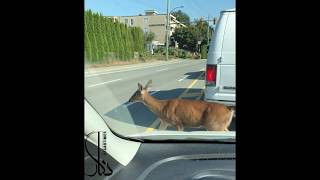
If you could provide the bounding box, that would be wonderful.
[139,51,153,62]
[154,46,166,55]
[168,47,176,56]
[186,51,193,59]
[152,46,194,59]
[200,44,208,59]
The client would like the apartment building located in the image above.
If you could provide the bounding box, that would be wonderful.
[108,10,186,46]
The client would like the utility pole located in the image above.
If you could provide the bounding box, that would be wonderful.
[213,17,217,32]
[207,14,210,47]
[166,0,170,61]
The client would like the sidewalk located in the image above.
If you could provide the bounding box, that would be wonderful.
[85,59,183,74]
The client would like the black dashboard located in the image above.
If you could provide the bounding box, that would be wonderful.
[85,139,235,180]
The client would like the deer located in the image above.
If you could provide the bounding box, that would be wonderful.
[128,80,234,131]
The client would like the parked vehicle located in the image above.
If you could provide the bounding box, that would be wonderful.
[205,8,235,106]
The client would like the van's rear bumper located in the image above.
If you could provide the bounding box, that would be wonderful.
[204,86,236,106]
[205,99,236,106]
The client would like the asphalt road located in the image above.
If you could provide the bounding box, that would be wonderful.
[85,59,236,134]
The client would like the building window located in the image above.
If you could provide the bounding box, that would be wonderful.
[131,19,134,26]
[144,17,149,23]
[144,27,148,33]
[125,18,128,24]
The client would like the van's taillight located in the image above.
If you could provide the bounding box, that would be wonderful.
[206,65,216,86]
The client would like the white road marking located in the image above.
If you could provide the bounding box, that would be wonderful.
[85,61,184,78]
[200,68,205,71]
[88,79,122,88]
[156,68,168,72]
[178,75,188,81]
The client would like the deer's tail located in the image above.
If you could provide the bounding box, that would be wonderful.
[226,108,235,129]
[227,106,236,118]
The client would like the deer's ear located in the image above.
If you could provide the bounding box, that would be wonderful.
[144,80,152,89]
[138,83,143,91]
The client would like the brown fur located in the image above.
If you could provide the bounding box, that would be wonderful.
[129,80,233,131]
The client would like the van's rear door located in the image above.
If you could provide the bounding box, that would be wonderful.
[219,11,235,93]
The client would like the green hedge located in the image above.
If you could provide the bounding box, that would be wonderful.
[200,44,208,59]
[85,10,145,63]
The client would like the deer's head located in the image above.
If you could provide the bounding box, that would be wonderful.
[128,80,152,103]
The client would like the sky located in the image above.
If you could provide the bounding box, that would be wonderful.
[85,0,235,25]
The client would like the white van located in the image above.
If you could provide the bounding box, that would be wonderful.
[205,8,235,106]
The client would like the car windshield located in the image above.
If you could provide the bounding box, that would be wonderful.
[84,0,236,141]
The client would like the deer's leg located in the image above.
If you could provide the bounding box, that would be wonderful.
[203,115,224,131]
[176,124,184,131]
[203,115,215,131]
[220,113,232,131]
[159,120,169,130]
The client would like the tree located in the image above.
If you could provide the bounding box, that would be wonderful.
[127,27,134,59]
[144,31,155,44]
[194,18,213,46]
[172,26,198,52]
[137,28,144,52]
[131,27,144,53]
[172,17,214,53]
[200,44,207,59]
[110,21,119,59]
[144,31,155,53]
[91,34,99,62]
[105,19,114,54]
[119,23,127,60]
[85,10,94,62]
[85,32,92,62]
[84,9,145,63]
[171,10,190,25]
[113,22,122,59]
[102,15,110,52]
[97,13,108,61]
